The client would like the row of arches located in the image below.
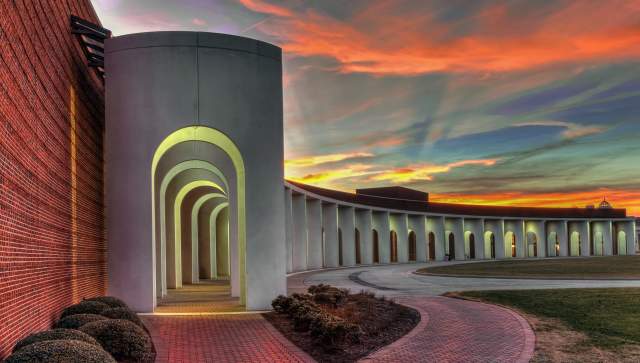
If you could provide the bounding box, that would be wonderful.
[330,226,630,266]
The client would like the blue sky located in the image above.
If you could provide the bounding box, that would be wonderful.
[92,0,640,214]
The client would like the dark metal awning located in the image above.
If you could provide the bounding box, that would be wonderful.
[70,15,111,80]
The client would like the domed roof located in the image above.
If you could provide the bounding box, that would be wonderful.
[598,198,613,209]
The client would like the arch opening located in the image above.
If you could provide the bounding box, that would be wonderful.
[570,231,580,256]
[527,232,538,258]
[484,231,495,259]
[428,232,435,261]
[355,228,361,264]
[390,230,398,263]
[338,228,344,266]
[447,232,456,260]
[372,229,380,263]
[408,230,417,262]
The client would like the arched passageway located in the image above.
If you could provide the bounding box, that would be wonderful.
[408,231,417,261]
[548,232,559,257]
[484,231,496,259]
[527,232,537,257]
[466,233,476,259]
[428,232,436,261]
[372,229,379,263]
[390,231,398,263]
[505,232,516,258]
[355,228,361,264]
[150,126,247,312]
[448,233,456,260]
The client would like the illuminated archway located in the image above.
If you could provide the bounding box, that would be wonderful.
[408,230,417,261]
[505,232,516,258]
[428,232,436,261]
[152,126,246,306]
[616,231,627,255]
[390,230,398,263]
[484,231,495,259]
[527,232,538,257]
[548,232,559,257]
[570,231,580,256]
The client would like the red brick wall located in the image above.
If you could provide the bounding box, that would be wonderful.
[0,0,106,358]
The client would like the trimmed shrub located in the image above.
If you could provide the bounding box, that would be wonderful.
[310,315,362,346]
[60,301,110,319]
[55,314,109,330]
[100,307,144,328]
[12,329,100,353]
[308,284,348,307]
[84,296,129,309]
[5,340,116,363]
[272,295,294,313]
[80,319,155,363]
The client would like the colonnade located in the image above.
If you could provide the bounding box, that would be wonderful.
[284,183,637,273]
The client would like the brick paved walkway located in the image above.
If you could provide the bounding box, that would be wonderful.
[142,314,315,363]
[360,296,535,363]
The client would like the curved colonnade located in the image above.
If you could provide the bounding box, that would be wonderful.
[284,181,637,273]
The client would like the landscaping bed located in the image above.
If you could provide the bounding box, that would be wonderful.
[417,255,640,279]
[456,288,640,362]
[263,284,420,363]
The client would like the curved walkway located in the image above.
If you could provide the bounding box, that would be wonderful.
[359,296,534,363]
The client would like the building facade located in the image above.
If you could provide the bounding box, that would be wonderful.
[0,3,638,358]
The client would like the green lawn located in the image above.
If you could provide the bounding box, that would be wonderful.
[418,255,640,279]
[460,288,640,349]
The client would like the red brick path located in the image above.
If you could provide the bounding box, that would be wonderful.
[142,314,315,363]
[360,296,535,363]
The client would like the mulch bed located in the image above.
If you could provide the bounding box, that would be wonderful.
[263,292,420,363]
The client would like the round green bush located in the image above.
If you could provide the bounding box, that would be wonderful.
[55,314,109,330]
[100,307,144,327]
[13,329,100,353]
[60,301,110,319]
[5,340,116,363]
[84,296,129,309]
[80,319,155,363]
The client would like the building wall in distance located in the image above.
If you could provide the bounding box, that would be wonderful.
[0,1,106,358]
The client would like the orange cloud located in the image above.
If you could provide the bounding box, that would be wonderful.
[288,163,375,184]
[285,151,374,167]
[236,0,293,17]
[370,159,499,183]
[239,0,640,75]
[431,189,640,217]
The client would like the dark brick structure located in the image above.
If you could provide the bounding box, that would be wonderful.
[0,1,106,358]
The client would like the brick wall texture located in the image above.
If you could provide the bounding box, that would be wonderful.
[0,0,106,358]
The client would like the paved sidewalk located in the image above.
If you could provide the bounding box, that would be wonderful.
[142,314,315,363]
[360,296,535,363]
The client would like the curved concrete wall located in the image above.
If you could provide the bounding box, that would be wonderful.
[106,32,285,311]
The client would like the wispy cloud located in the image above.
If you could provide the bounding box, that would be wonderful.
[370,159,499,183]
[288,164,376,184]
[514,121,607,139]
[285,151,374,167]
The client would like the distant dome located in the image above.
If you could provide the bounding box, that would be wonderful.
[598,198,613,209]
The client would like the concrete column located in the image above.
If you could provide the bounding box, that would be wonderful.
[284,188,293,273]
[292,194,308,272]
[464,219,484,260]
[373,211,391,263]
[427,216,445,261]
[322,203,339,267]
[356,209,373,264]
[579,220,591,257]
[390,213,409,263]
[216,207,230,277]
[623,220,637,255]
[338,206,356,266]
[306,199,323,269]
[445,217,464,260]
[408,215,427,262]
[525,220,546,258]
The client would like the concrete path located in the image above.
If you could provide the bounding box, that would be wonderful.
[359,296,534,363]
[290,261,640,298]
[142,314,314,363]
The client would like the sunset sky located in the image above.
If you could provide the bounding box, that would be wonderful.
[92,0,640,215]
